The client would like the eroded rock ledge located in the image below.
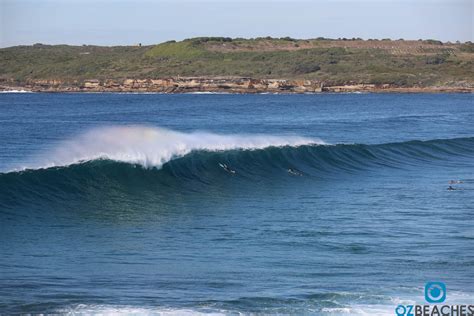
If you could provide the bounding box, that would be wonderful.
[1,77,472,93]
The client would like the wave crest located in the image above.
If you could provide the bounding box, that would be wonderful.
[12,126,323,172]
[1,134,473,207]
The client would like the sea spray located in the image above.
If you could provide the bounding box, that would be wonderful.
[10,126,324,172]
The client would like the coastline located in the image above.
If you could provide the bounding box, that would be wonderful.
[1,78,472,94]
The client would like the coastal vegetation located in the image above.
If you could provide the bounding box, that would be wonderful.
[0,37,473,88]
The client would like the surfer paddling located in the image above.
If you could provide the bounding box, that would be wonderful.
[447,180,464,190]
[219,163,236,174]
[287,168,303,176]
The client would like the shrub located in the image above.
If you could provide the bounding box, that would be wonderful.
[188,37,233,44]
[425,39,443,45]
[293,63,321,74]
[460,43,474,53]
[425,54,448,65]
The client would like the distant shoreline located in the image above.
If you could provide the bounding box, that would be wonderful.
[1,38,473,94]
[1,78,472,94]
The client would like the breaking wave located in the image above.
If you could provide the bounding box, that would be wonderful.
[0,126,473,207]
[8,126,323,171]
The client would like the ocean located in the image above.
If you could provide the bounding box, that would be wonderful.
[0,93,473,315]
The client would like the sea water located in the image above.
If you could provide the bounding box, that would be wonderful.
[0,93,473,314]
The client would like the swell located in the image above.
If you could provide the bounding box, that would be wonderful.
[7,126,322,171]
[1,136,473,208]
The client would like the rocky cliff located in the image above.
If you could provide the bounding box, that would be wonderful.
[1,77,472,93]
[0,78,322,93]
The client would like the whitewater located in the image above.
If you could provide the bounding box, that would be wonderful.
[9,126,324,172]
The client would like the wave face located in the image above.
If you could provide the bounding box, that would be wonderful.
[1,126,473,207]
[9,126,322,171]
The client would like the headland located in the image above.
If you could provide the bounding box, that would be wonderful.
[1,37,472,93]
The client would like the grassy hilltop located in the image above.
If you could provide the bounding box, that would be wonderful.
[1,37,473,87]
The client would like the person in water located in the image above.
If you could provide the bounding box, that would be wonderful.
[219,163,236,174]
[287,168,302,176]
[447,185,456,191]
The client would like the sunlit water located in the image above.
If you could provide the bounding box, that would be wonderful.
[0,93,473,314]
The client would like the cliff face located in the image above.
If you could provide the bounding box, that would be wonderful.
[0,77,472,93]
[0,78,322,93]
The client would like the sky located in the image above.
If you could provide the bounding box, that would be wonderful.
[0,0,472,47]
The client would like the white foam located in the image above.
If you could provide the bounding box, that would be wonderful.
[13,125,323,171]
[322,304,395,316]
[185,91,229,95]
[0,89,33,93]
[57,304,232,315]
[321,290,474,316]
[46,290,474,316]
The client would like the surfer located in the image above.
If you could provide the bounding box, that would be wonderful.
[447,185,456,191]
[219,163,236,174]
[287,168,303,176]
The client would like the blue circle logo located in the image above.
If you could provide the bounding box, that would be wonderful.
[425,281,447,303]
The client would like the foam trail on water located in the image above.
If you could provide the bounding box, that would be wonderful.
[14,126,323,171]
[0,90,33,93]
[57,305,229,315]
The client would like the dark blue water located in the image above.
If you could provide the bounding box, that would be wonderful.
[0,93,473,315]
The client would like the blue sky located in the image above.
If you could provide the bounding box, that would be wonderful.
[1,0,472,47]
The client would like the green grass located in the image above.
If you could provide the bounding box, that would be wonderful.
[145,41,208,59]
[1,38,472,87]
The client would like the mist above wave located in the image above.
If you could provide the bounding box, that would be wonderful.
[13,126,323,171]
